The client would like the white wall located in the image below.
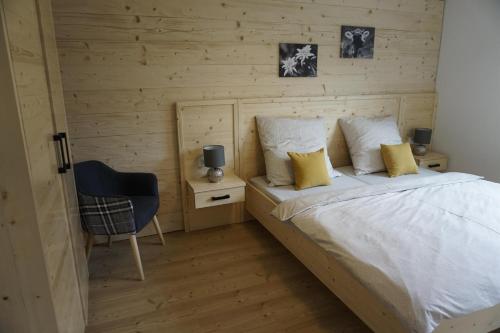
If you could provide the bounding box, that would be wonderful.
[434,0,500,181]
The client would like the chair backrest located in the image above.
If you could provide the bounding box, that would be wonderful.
[74,160,119,196]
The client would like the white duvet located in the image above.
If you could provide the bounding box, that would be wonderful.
[272,173,500,333]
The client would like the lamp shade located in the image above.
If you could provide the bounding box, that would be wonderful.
[413,128,432,145]
[203,145,225,168]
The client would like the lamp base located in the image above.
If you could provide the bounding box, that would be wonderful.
[207,167,224,183]
[412,144,427,156]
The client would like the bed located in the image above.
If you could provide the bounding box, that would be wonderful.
[176,94,500,333]
[248,167,500,333]
[247,170,500,333]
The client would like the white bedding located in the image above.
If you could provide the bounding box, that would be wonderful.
[250,165,439,203]
[337,165,440,185]
[272,173,500,333]
[250,174,365,203]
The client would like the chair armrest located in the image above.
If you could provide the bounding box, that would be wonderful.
[117,172,159,197]
[77,193,136,235]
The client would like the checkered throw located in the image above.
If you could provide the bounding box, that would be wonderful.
[78,193,135,235]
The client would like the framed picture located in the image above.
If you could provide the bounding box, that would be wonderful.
[279,43,318,77]
[340,26,375,59]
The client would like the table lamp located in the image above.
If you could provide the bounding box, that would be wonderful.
[413,128,432,156]
[203,145,225,182]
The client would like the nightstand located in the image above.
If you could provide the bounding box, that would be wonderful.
[185,174,246,231]
[414,152,448,172]
[187,174,246,209]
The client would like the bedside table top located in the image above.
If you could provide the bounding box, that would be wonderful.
[187,173,246,194]
[414,151,447,161]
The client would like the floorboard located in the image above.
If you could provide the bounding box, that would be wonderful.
[85,221,371,333]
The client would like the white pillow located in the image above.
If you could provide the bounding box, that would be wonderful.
[256,116,342,186]
[339,116,402,175]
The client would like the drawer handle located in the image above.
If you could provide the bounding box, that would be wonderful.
[428,163,441,168]
[212,194,230,201]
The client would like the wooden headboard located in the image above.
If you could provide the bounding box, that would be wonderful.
[177,93,436,229]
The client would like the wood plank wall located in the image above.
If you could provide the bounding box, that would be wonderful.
[52,0,444,232]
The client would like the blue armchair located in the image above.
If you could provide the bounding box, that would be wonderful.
[74,160,165,280]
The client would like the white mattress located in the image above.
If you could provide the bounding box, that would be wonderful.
[337,165,440,184]
[250,166,440,203]
[250,173,365,203]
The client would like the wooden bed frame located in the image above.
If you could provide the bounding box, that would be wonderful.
[176,93,500,332]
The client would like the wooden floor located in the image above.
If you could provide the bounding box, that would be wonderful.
[86,221,371,333]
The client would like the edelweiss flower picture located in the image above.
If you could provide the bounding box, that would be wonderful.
[279,43,318,77]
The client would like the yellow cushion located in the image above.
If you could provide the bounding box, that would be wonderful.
[287,148,332,190]
[380,143,418,177]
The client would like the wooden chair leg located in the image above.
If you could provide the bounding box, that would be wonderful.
[153,215,166,246]
[129,235,145,281]
[85,233,94,261]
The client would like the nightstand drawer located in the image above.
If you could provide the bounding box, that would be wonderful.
[418,158,447,172]
[193,186,245,209]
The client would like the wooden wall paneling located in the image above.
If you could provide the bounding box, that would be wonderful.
[399,93,436,141]
[52,0,444,23]
[52,0,444,232]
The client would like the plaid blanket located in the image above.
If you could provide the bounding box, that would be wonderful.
[78,193,135,235]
